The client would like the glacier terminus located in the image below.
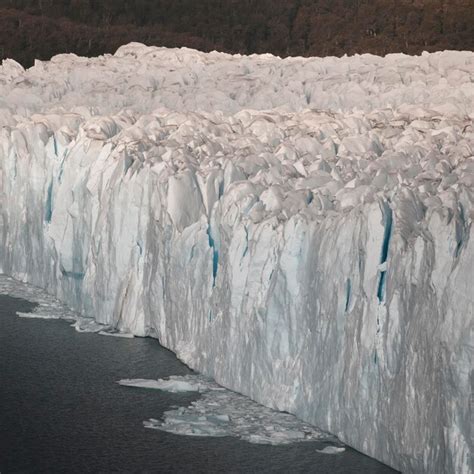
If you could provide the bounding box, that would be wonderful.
[0,43,473,473]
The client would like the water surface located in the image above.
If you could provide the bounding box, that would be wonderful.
[0,294,397,473]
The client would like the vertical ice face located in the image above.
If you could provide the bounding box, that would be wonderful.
[1,45,473,473]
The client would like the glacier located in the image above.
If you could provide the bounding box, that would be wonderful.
[0,43,473,473]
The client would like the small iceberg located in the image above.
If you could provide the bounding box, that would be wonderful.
[17,311,61,319]
[118,377,207,392]
[317,446,346,454]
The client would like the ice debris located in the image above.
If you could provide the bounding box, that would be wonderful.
[118,376,209,392]
[0,275,77,322]
[98,330,134,338]
[120,375,337,446]
[0,275,116,335]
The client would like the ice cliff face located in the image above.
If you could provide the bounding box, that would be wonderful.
[1,43,473,473]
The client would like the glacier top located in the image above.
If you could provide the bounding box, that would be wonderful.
[1,43,472,227]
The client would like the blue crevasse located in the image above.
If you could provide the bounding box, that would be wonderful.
[207,225,218,287]
[377,204,393,303]
[345,278,352,312]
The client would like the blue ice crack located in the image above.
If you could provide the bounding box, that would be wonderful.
[377,203,393,303]
[207,224,218,287]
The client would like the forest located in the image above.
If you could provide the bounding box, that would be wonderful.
[0,0,473,66]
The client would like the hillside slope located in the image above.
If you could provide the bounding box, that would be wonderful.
[0,0,473,66]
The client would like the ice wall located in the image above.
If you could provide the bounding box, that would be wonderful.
[1,44,473,473]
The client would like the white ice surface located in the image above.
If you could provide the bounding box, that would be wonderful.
[1,44,473,473]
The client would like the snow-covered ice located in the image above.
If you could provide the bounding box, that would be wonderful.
[1,44,473,473]
[120,375,338,446]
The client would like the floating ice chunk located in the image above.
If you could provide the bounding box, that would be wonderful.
[317,446,346,454]
[122,375,336,446]
[98,330,134,339]
[72,317,109,333]
[16,312,61,320]
[0,276,78,322]
[214,414,230,422]
[118,377,207,392]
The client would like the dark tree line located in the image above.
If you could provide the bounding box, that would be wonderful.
[0,0,473,67]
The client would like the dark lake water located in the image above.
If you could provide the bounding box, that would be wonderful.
[0,294,397,473]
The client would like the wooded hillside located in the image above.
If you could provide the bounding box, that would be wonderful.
[1,0,472,66]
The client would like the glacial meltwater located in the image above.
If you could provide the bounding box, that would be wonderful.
[0,292,396,473]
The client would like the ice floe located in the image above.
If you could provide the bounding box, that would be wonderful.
[120,375,340,447]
